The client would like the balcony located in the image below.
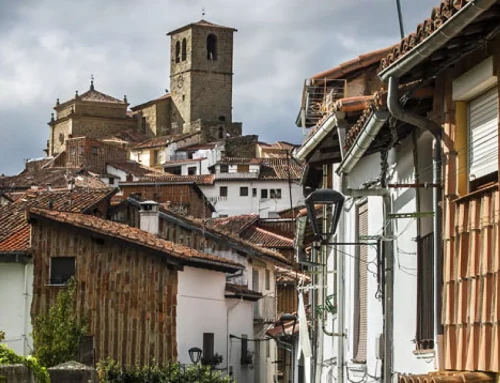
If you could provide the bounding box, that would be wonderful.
[443,183,499,371]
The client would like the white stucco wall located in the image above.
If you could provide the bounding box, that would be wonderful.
[322,131,435,381]
[0,262,33,356]
[200,180,304,218]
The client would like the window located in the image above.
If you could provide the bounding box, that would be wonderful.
[188,166,197,175]
[175,41,181,63]
[78,145,84,155]
[265,269,270,290]
[220,164,229,173]
[220,186,228,197]
[141,117,147,132]
[468,87,498,188]
[108,178,115,185]
[181,38,187,61]
[252,269,260,292]
[261,189,268,199]
[136,151,142,162]
[416,233,434,350]
[207,34,217,60]
[353,202,368,363]
[237,164,249,173]
[252,188,257,197]
[240,187,248,197]
[70,146,76,156]
[154,150,162,165]
[241,334,249,365]
[270,189,282,199]
[218,126,224,139]
[50,257,75,285]
[202,333,215,361]
[219,116,226,122]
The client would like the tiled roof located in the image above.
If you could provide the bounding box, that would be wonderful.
[213,158,303,180]
[275,266,311,285]
[13,188,116,213]
[107,161,161,177]
[206,214,259,235]
[161,210,290,265]
[135,173,215,185]
[177,143,217,152]
[28,208,243,271]
[131,93,171,110]
[163,157,207,165]
[0,168,109,191]
[167,19,237,36]
[132,133,195,150]
[312,46,395,81]
[380,0,481,70]
[79,89,125,104]
[0,204,29,252]
[241,226,294,248]
[103,129,149,144]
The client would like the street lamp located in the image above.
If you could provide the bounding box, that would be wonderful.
[305,188,344,243]
[188,347,202,365]
[279,313,298,339]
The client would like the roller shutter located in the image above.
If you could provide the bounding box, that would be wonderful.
[468,87,498,180]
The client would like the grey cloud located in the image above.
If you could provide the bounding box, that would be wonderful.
[0,0,442,174]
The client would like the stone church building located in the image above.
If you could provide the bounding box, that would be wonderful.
[46,19,243,157]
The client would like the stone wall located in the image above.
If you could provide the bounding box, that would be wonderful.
[48,361,97,383]
[0,364,34,383]
[224,135,258,158]
[76,103,127,119]
[200,122,242,143]
[136,98,172,137]
[50,119,72,156]
[72,117,136,140]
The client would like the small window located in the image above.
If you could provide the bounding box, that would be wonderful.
[207,34,218,60]
[270,189,282,199]
[203,333,215,361]
[240,187,248,197]
[218,126,224,139]
[237,164,250,173]
[175,41,181,63]
[220,186,228,197]
[219,116,226,122]
[265,269,270,290]
[137,151,142,162]
[220,164,229,173]
[108,178,115,185]
[91,146,98,155]
[188,166,197,175]
[141,117,147,132]
[252,188,257,197]
[70,146,76,156]
[50,257,75,285]
[241,334,249,365]
[261,189,268,199]
[154,150,162,165]
[78,145,84,155]
[181,38,187,61]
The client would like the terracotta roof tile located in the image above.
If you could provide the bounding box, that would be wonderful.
[135,173,215,185]
[241,226,294,248]
[0,225,30,253]
[13,188,116,213]
[131,93,171,111]
[107,161,162,177]
[206,214,260,234]
[28,208,243,271]
[103,129,149,144]
[275,266,311,285]
[225,283,262,301]
[0,204,29,248]
[380,0,479,70]
[213,158,303,180]
[161,210,290,265]
[79,89,125,104]
[132,133,195,150]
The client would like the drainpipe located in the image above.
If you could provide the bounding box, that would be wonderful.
[340,175,393,383]
[23,263,30,355]
[226,297,243,376]
[386,76,443,369]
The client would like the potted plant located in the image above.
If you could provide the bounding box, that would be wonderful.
[241,351,254,366]
[201,352,223,368]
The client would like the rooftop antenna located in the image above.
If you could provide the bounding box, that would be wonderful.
[395,0,405,39]
[90,74,95,91]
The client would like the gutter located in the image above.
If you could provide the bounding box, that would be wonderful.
[187,257,244,274]
[379,0,497,82]
[294,114,338,162]
[336,110,389,175]
[386,76,444,370]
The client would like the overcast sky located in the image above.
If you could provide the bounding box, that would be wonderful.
[0,0,438,175]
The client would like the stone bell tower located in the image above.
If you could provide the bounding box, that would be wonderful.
[167,19,241,140]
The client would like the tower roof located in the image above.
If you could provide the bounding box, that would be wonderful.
[55,81,127,110]
[167,19,237,36]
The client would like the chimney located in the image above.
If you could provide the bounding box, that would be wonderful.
[139,201,159,235]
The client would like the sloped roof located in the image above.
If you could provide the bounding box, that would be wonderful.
[13,188,116,213]
[107,161,162,177]
[132,133,196,150]
[131,93,171,111]
[103,129,149,144]
[134,173,215,185]
[206,214,259,235]
[28,208,243,272]
[0,168,109,191]
[79,88,125,104]
[160,210,290,265]
[225,283,262,301]
[167,19,237,35]
[212,158,303,180]
[241,226,294,249]
[275,266,311,285]
[0,204,29,253]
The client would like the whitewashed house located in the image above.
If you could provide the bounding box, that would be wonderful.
[293,45,438,382]
[200,158,303,218]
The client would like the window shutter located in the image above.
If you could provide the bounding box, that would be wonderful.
[416,233,434,350]
[353,203,368,363]
[468,87,498,180]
